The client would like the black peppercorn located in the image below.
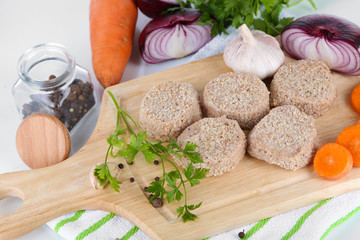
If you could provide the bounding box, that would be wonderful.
[144,187,148,192]
[238,230,245,239]
[155,176,160,181]
[151,198,163,208]
[118,163,124,169]
[149,194,154,199]
[130,177,135,182]
[153,160,159,165]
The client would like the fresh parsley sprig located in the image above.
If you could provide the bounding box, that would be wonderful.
[93,91,140,192]
[94,90,209,222]
[180,0,316,36]
[146,140,209,222]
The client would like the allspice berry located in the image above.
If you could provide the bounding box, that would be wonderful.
[238,230,245,239]
[151,198,163,208]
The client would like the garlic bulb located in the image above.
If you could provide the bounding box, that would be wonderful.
[223,24,285,79]
[89,161,121,190]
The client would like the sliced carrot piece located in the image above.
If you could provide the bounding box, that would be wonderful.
[337,125,360,166]
[351,84,360,114]
[313,143,353,180]
[357,120,360,125]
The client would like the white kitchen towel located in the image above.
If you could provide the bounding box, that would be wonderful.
[47,189,360,240]
[47,24,360,240]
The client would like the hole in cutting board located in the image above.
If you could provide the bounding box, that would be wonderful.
[0,196,23,216]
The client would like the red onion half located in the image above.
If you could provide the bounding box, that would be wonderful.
[139,9,212,64]
[281,14,360,75]
[136,0,181,18]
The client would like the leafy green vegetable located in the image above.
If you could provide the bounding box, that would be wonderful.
[94,90,209,222]
[181,0,316,36]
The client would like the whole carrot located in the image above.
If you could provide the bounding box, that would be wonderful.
[90,0,137,88]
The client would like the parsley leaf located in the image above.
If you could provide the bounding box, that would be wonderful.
[183,163,209,186]
[141,146,157,164]
[94,164,108,186]
[150,141,167,153]
[166,188,183,203]
[183,142,203,163]
[182,206,198,222]
[147,179,166,200]
[167,170,181,181]
[118,143,138,163]
[107,127,126,147]
[188,202,202,210]
[93,163,121,192]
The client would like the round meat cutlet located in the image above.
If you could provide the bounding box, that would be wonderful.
[270,59,337,118]
[247,105,318,171]
[139,81,202,141]
[203,72,270,129]
[175,116,246,177]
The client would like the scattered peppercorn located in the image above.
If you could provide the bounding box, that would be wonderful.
[118,163,124,169]
[151,198,163,208]
[153,160,159,165]
[144,186,148,192]
[130,177,135,182]
[238,230,245,239]
[155,176,160,181]
[149,194,154,199]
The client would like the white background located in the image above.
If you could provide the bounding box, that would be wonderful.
[1,0,360,239]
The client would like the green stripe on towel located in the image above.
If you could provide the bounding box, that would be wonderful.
[320,205,360,240]
[281,198,332,240]
[75,212,116,240]
[120,226,139,240]
[243,217,271,240]
[54,210,86,232]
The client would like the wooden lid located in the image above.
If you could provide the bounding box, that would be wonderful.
[16,114,71,169]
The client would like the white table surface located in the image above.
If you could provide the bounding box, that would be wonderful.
[1,0,360,239]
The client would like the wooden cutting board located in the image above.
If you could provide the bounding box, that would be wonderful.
[1,53,360,240]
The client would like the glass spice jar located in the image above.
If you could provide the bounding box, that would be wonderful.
[12,43,97,135]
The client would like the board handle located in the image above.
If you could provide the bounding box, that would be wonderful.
[0,166,89,239]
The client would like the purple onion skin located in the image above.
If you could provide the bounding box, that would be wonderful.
[281,14,360,75]
[139,9,212,64]
[136,0,180,18]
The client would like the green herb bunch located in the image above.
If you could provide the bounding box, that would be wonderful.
[94,90,209,222]
[178,0,316,36]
